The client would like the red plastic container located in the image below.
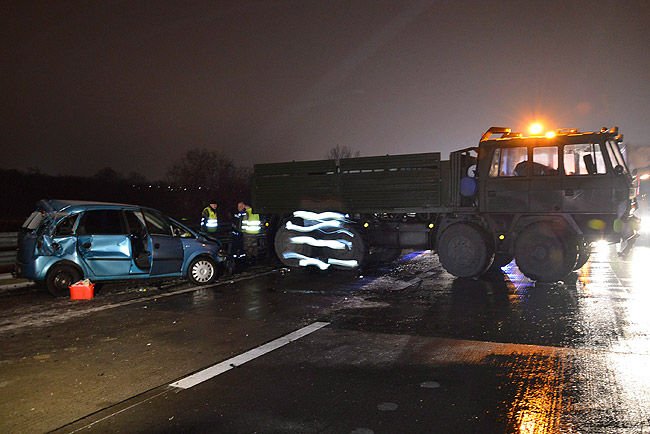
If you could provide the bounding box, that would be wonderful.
[69,281,95,300]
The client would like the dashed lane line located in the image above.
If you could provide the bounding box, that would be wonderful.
[55,321,330,433]
[170,321,330,389]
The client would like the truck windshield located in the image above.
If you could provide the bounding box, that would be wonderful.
[605,139,629,174]
[563,143,607,175]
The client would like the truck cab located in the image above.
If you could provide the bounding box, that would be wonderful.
[466,127,637,280]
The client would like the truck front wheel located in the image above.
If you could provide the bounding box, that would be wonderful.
[437,223,494,278]
[515,223,578,282]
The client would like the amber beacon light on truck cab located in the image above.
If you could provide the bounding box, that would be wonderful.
[253,125,639,283]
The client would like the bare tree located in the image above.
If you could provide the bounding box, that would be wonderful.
[326,144,360,161]
[93,167,121,182]
[165,148,251,215]
[166,148,237,190]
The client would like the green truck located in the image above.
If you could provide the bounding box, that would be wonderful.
[253,126,639,282]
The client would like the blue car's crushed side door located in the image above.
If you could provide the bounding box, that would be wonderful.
[75,209,135,277]
[77,234,133,277]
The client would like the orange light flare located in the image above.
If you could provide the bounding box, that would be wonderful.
[528,122,544,136]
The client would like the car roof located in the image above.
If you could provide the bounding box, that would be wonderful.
[38,199,142,213]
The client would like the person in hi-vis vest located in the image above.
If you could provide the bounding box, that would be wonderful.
[201,201,219,233]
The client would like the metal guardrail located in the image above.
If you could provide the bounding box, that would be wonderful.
[0,232,18,267]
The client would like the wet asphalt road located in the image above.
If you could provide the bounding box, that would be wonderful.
[2,239,650,433]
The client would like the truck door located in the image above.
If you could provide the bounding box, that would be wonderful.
[141,209,184,276]
[561,143,612,213]
[483,145,529,212]
[528,146,563,212]
[76,209,133,277]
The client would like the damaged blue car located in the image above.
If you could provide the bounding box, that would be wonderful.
[15,199,226,296]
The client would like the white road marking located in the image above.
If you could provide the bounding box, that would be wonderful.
[169,321,330,389]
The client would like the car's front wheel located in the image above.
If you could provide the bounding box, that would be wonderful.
[188,257,218,285]
[46,264,82,297]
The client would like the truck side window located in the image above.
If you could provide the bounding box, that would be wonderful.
[489,146,528,177]
[564,143,606,175]
[76,210,126,235]
[531,147,559,176]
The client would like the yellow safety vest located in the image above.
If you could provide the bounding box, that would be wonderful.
[241,208,261,234]
[201,207,218,232]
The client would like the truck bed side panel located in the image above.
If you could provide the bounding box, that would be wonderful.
[339,153,441,213]
[253,153,443,214]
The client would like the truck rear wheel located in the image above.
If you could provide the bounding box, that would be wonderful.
[274,216,366,270]
[515,223,578,282]
[437,223,494,278]
[274,218,314,268]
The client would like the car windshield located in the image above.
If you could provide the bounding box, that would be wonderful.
[170,218,195,238]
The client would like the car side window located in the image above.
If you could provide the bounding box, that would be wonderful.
[124,210,147,236]
[77,210,126,235]
[171,220,194,238]
[142,209,172,236]
[54,214,79,237]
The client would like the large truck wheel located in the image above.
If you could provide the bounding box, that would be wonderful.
[274,218,313,268]
[274,215,366,270]
[437,223,494,278]
[327,226,367,268]
[514,223,578,282]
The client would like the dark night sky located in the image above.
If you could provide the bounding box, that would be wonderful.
[3,0,650,180]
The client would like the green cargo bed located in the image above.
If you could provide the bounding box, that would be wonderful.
[253,152,445,214]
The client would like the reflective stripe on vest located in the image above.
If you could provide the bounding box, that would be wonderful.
[242,209,261,234]
[202,207,218,230]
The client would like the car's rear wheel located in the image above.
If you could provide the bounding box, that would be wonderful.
[188,257,218,285]
[46,264,81,297]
